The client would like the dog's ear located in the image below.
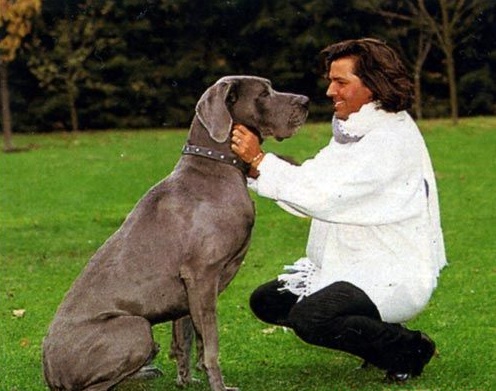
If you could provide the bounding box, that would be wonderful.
[195,79,238,143]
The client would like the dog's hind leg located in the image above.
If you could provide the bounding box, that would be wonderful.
[94,316,158,389]
[44,316,156,391]
[170,316,196,387]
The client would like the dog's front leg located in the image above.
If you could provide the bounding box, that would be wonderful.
[181,273,238,391]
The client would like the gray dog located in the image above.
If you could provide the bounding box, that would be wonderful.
[42,75,309,391]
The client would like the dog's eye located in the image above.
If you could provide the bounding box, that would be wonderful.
[259,90,270,98]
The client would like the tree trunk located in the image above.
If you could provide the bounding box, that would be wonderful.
[445,49,458,125]
[413,31,432,120]
[0,61,15,152]
[413,67,423,120]
[67,84,79,132]
[440,0,458,125]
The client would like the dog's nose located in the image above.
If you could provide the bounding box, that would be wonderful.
[297,95,310,109]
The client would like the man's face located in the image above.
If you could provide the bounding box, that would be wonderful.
[326,56,373,120]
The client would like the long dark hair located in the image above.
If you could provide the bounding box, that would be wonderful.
[320,38,414,113]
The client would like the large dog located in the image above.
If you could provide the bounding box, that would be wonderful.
[42,76,309,391]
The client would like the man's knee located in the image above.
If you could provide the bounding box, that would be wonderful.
[249,285,268,322]
[250,279,298,326]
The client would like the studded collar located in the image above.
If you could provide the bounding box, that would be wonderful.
[182,144,250,174]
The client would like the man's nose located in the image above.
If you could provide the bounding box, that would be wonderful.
[326,83,336,98]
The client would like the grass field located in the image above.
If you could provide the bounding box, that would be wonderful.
[1,117,495,391]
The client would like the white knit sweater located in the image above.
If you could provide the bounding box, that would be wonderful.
[249,103,447,323]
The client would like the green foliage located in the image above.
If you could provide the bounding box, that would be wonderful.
[5,0,495,132]
[27,0,116,130]
[1,118,495,390]
[0,0,41,62]
[458,65,496,116]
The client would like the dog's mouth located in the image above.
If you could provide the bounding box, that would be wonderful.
[267,114,307,142]
[259,104,309,142]
[288,106,309,127]
[288,117,306,130]
[284,108,308,137]
[273,127,297,142]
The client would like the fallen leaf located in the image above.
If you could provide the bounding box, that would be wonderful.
[261,326,278,335]
[13,309,26,318]
[20,338,30,347]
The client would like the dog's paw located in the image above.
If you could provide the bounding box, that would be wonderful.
[128,364,163,380]
[176,375,201,388]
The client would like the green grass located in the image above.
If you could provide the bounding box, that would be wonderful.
[1,117,495,391]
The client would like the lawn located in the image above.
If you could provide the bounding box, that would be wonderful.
[1,117,495,391]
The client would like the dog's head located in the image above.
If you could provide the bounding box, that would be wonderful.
[195,76,309,143]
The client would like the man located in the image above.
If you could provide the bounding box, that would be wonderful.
[231,38,446,382]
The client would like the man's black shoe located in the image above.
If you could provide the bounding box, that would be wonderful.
[385,332,436,382]
[411,332,436,376]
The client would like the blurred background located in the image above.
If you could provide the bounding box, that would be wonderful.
[1,0,495,135]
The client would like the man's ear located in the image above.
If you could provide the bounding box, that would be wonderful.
[195,79,239,143]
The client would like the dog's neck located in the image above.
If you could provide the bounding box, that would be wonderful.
[184,117,251,175]
[182,144,250,174]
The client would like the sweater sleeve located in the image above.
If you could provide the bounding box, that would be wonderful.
[252,131,425,225]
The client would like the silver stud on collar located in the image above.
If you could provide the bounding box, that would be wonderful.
[182,144,249,174]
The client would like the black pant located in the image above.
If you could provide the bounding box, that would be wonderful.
[250,279,425,373]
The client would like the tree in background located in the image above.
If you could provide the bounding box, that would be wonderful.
[356,0,434,120]
[240,0,379,118]
[0,0,41,151]
[418,0,492,124]
[28,0,114,131]
[5,0,495,132]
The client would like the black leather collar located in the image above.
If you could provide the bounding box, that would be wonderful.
[182,144,250,174]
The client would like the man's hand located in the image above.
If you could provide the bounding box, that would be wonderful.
[231,124,265,169]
